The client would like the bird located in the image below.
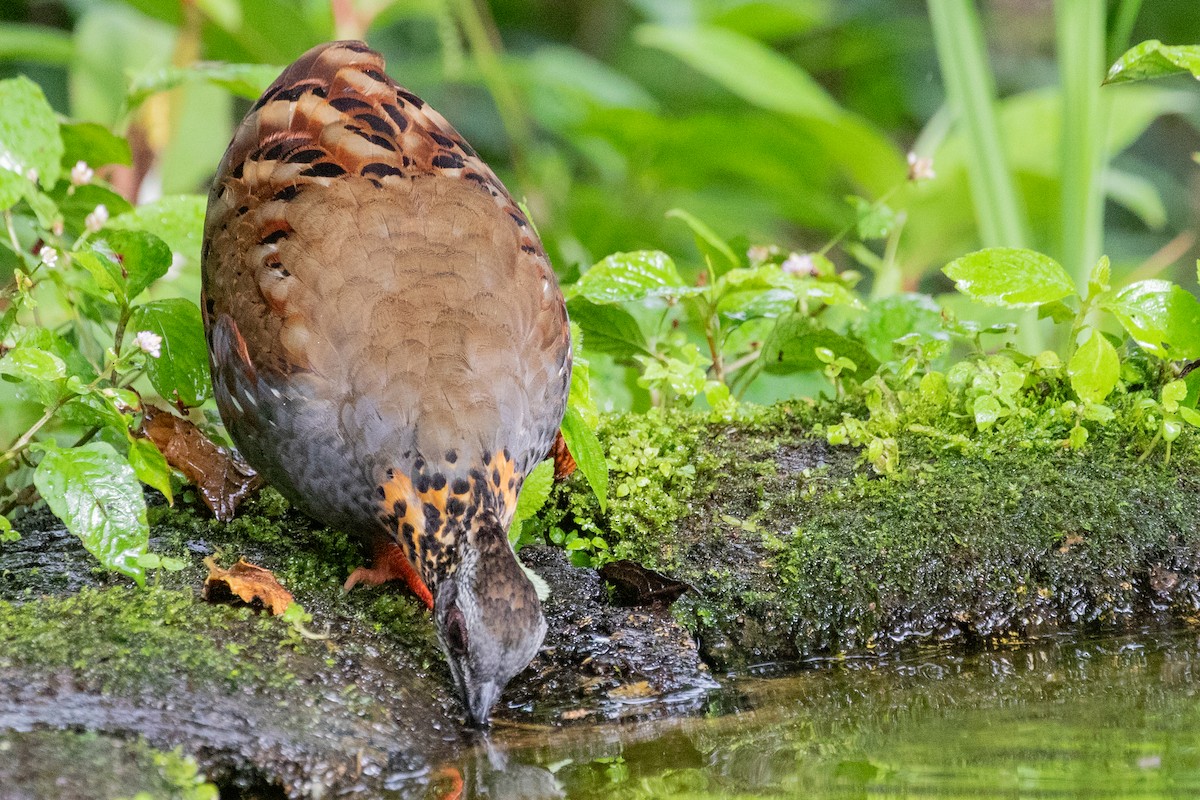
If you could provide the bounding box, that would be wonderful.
[200,40,571,727]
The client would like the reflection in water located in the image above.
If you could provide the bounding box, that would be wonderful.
[455,630,1200,798]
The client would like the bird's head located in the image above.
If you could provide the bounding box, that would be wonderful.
[433,512,546,727]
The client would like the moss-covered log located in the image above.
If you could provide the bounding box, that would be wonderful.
[3,402,1200,794]
[535,404,1200,670]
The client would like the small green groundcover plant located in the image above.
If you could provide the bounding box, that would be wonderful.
[3,36,1200,580]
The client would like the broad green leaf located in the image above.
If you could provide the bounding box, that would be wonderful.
[566,299,651,357]
[568,251,695,304]
[1101,280,1200,359]
[759,313,879,376]
[1086,256,1111,300]
[0,346,66,384]
[129,298,212,406]
[109,195,206,271]
[124,61,282,112]
[852,293,945,362]
[0,76,64,192]
[1105,169,1166,230]
[560,405,608,513]
[98,229,174,301]
[129,437,173,504]
[1067,327,1119,405]
[1105,40,1200,85]
[973,394,1004,431]
[511,459,554,539]
[849,195,898,240]
[51,183,134,237]
[33,442,147,585]
[715,266,863,323]
[666,208,740,277]
[943,248,1076,308]
[567,335,598,428]
[635,24,838,119]
[59,122,132,170]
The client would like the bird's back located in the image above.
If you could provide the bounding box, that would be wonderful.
[202,42,571,541]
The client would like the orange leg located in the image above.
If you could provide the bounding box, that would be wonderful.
[344,538,433,609]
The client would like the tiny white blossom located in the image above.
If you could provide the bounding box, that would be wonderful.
[907,151,936,182]
[51,218,64,236]
[84,204,108,233]
[38,246,59,269]
[782,252,816,276]
[24,167,38,183]
[133,330,162,358]
[747,245,773,264]
[70,160,94,186]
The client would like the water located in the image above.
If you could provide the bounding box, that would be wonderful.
[448,629,1200,798]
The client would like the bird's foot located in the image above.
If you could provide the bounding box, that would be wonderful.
[344,540,433,609]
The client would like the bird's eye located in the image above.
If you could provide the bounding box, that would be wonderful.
[446,608,468,657]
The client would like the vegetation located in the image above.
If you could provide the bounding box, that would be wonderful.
[0,1,1199,585]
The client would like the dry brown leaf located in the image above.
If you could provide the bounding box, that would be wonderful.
[141,404,261,521]
[599,560,692,608]
[549,429,577,480]
[202,556,294,615]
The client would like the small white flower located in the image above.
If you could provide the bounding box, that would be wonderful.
[782,252,816,276]
[70,160,94,187]
[51,218,64,236]
[133,330,162,358]
[907,151,936,183]
[84,204,108,233]
[24,167,38,183]
[747,245,773,264]
[38,246,59,269]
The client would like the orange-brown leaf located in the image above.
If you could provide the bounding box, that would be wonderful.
[549,429,577,481]
[141,404,261,522]
[202,556,293,615]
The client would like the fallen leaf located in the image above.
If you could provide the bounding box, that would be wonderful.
[202,556,293,615]
[141,404,260,521]
[599,560,691,608]
[549,429,577,480]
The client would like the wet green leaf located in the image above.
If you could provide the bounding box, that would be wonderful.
[511,459,554,540]
[59,122,132,170]
[759,313,879,376]
[109,194,206,271]
[561,405,608,513]
[129,437,174,504]
[1105,40,1200,85]
[129,298,212,406]
[33,442,147,585]
[1101,280,1200,359]
[0,75,64,198]
[944,248,1076,308]
[566,298,652,358]
[1068,327,1119,405]
[0,346,66,382]
[124,61,281,111]
[567,251,697,304]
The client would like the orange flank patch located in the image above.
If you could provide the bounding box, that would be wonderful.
[202,556,294,615]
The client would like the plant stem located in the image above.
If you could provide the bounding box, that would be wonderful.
[1107,0,1144,63]
[1057,0,1108,289]
[927,0,1030,249]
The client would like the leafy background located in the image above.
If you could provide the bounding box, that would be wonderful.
[3,0,1200,576]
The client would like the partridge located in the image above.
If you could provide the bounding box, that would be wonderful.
[201,41,571,726]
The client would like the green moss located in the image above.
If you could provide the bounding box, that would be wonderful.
[0,585,314,693]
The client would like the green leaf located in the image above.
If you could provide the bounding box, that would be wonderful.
[567,250,696,304]
[943,248,1076,308]
[852,293,945,362]
[129,298,212,406]
[124,62,282,112]
[1067,327,1119,405]
[129,437,174,504]
[0,76,64,192]
[566,299,651,357]
[635,24,838,118]
[1086,256,1111,299]
[33,442,147,585]
[849,195,898,240]
[511,459,554,539]
[0,346,66,382]
[59,122,132,170]
[560,405,609,513]
[1101,280,1200,359]
[109,195,206,272]
[665,208,740,277]
[1105,40,1200,85]
[51,183,134,237]
[93,229,174,301]
[759,313,879,376]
